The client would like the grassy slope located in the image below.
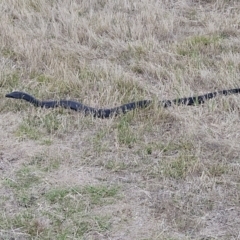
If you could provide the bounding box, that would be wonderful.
[0,0,240,239]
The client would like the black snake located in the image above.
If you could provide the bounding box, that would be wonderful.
[5,89,240,118]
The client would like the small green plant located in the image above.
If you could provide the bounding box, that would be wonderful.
[82,184,120,205]
[40,138,53,145]
[92,128,108,153]
[41,185,117,237]
[1,48,17,59]
[177,34,223,57]
[5,167,40,190]
[45,187,76,204]
[163,154,197,179]
[0,72,20,88]
[208,163,227,177]
[42,112,62,133]
[36,74,53,84]
[17,121,41,140]
[29,152,61,172]
[131,64,144,74]
[4,166,41,208]
[16,112,64,140]
[29,0,42,12]
[119,44,146,62]
[116,115,137,147]
[104,160,129,171]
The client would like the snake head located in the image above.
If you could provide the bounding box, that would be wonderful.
[5,91,41,106]
[6,91,28,99]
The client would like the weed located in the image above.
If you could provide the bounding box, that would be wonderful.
[117,115,137,147]
[162,154,197,179]
[176,34,224,58]
[0,72,20,88]
[5,167,40,190]
[82,184,120,205]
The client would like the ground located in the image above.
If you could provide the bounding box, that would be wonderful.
[0,0,240,239]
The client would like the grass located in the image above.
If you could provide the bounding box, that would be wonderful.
[3,167,119,238]
[0,0,240,239]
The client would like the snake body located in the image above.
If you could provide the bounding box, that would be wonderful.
[5,88,240,118]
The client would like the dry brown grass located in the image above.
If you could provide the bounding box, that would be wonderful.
[0,0,240,239]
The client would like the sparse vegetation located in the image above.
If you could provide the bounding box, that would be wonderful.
[0,0,240,239]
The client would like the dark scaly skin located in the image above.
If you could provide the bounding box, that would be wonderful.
[5,88,240,118]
